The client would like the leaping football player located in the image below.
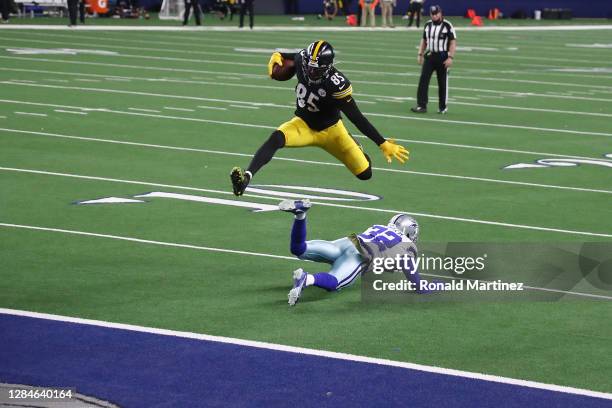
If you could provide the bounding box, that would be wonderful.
[230,40,410,196]
[278,198,424,306]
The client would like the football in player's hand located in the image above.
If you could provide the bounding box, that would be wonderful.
[272,59,296,81]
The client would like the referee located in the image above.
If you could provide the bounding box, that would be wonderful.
[411,5,456,114]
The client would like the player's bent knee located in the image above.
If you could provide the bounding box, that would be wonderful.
[356,166,372,180]
[269,130,286,149]
[290,242,306,257]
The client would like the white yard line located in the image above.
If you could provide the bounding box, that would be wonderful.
[164,107,195,112]
[54,109,87,115]
[1,126,606,162]
[0,224,610,304]
[128,107,161,113]
[1,83,610,138]
[2,49,612,92]
[1,167,611,238]
[2,66,610,107]
[197,105,227,111]
[1,127,611,196]
[229,104,260,109]
[14,111,47,117]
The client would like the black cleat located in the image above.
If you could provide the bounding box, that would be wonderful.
[230,167,250,196]
[411,106,427,113]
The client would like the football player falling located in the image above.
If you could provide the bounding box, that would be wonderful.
[230,40,410,196]
[278,199,425,306]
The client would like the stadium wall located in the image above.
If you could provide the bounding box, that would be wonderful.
[140,0,611,18]
[294,0,611,18]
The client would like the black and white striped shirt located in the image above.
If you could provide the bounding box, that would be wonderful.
[423,19,456,53]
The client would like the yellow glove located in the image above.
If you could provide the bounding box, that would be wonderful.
[379,140,409,164]
[267,52,283,77]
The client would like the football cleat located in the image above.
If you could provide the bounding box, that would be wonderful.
[288,268,307,306]
[230,167,250,196]
[438,108,448,114]
[279,199,312,215]
[411,106,427,113]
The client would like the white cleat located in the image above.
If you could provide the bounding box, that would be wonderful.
[288,268,307,306]
[279,199,312,215]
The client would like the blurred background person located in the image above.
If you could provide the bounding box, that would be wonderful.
[380,0,394,27]
[284,0,297,15]
[67,0,85,26]
[238,0,254,28]
[183,0,202,25]
[359,0,377,27]
[1,0,10,23]
[406,0,423,27]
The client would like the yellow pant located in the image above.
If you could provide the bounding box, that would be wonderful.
[278,116,370,176]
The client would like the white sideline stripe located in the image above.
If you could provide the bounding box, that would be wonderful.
[128,107,161,113]
[2,83,611,138]
[14,112,47,117]
[2,127,612,196]
[1,167,611,238]
[0,223,610,301]
[0,308,611,401]
[2,126,607,163]
[0,24,611,32]
[54,109,87,115]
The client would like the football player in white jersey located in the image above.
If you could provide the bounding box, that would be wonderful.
[279,199,424,306]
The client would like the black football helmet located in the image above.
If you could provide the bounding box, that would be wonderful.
[303,40,335,83]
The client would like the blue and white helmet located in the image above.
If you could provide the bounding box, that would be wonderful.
[389,214,419,243]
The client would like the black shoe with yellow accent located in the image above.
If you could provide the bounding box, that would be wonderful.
[230,167,251,196]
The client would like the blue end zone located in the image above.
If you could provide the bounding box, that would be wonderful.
[0,314,609,407]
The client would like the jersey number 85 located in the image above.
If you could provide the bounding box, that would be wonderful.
[296,83,320,112]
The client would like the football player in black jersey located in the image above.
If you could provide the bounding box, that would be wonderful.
[230,40,409,196]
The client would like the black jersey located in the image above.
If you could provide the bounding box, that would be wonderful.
[293,51,354,131]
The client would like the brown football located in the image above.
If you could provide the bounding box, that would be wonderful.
[272,59,296,81]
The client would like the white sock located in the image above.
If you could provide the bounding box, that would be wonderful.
[305,274,315,286]
[295,212,306,220]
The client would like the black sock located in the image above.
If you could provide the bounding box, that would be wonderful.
[246,130,285,177]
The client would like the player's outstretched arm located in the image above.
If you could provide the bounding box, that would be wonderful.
[339,98,409,164]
